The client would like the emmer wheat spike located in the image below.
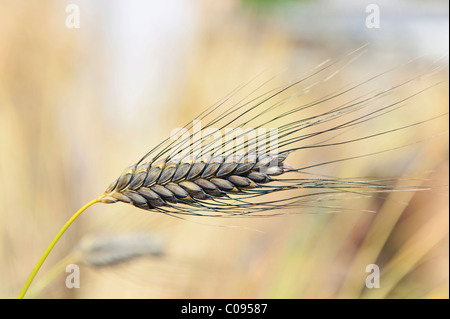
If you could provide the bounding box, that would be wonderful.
[17,49,448,298]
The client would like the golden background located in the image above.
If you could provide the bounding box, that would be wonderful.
[0,0,448,298]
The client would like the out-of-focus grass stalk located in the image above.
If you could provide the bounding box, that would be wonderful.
[25,254,79,299]
[363,207,448,298]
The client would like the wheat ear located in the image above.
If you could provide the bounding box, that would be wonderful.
[17,50,447,298]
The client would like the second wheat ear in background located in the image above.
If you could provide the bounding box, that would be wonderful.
[17,50,448,298]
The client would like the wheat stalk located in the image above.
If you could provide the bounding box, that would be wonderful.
[17,49,448,298]
[25,232,164,298]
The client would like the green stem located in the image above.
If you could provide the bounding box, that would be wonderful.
[26,254,78,299]
[17,198,101,299]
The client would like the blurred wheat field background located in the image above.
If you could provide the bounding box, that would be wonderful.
[0,0,448,299]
